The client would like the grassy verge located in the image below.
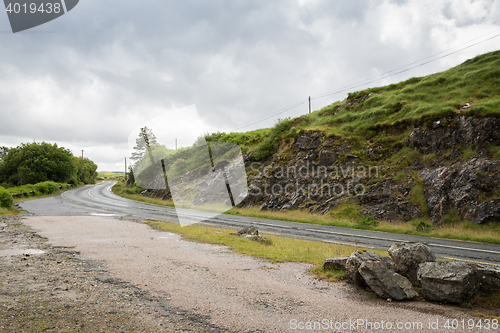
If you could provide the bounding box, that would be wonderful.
[0,206,20,216]
[147,220,389,281]
[111,182,175,207]
[226,206,500,244]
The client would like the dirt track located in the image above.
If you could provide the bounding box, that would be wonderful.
[1,215,495,332]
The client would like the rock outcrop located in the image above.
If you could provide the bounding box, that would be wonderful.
[407,116,500,154]
[358,260,417,300]
[388,242,435,283]
[417,261,479,303]
[420,157,500,223]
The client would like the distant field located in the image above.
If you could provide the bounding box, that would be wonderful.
[97,171,125,181]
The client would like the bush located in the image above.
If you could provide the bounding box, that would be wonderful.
[35,181,61,194]
[0,188,13,208]
[412,219,433,232]
[357,215,379,229]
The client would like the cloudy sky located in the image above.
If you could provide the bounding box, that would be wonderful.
[0,0,499,171]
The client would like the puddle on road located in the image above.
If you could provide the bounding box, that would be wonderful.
[90,213,117,217]
[0,248,45,257]
[155,232,178,240]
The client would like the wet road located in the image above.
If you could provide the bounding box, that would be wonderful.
[20,181,500,265]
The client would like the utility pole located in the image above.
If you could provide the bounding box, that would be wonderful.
[308,96,311,114]
[81,150,84,159]
[124,157,127,181]
[175,138,177,150]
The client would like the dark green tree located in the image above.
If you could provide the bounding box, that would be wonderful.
[74,156,98,184]
[0,146,9,162]
[0,142,77,186]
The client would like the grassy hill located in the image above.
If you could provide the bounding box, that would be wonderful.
[118,50,500,243]
[208,50,500,160]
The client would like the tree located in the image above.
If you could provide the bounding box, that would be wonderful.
[0,146,9,162]
[74,157,98,184]
[0,142,77,186]
[130,127,158,162]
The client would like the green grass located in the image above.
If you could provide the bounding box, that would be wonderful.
[97,171,125,181]
[201,50,500,161]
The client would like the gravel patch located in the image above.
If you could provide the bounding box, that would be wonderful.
[0,216,232,332]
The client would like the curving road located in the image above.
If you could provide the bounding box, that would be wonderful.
[20,181,500,265]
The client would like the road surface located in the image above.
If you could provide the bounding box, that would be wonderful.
[19,181,500,265]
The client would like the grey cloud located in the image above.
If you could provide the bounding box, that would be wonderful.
[0,0,499,170]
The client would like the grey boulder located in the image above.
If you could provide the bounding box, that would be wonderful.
[389,242,435,283]
[359,260,418,301]
[417,261,478,303]
[345,249,394,286]
[474,264,500,293]
[323,257,348,270]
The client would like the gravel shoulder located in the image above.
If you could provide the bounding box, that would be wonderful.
[0,216,232,332]
[1,215,495,332]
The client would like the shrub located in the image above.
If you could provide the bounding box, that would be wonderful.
[35,181,61,194]
[412,219,433,232]
[0,188,13,208]
[357,215,379,229]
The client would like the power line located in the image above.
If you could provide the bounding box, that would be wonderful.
[311,31,500,101]
[230,28,500,132]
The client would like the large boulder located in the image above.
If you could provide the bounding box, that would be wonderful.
[345,249,394,286]
[388,242,435,283]
[417,261,479,303]
[474,264,500,293]
[358,261,418,301]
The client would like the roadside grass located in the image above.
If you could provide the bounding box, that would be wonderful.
[111,182,175,207]
[0,206,20,216]
[225,206,500,244]
[469,291,500,311]
[146,220,387,281]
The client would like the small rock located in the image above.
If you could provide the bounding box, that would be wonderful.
[323,257,348,270]
[231,225,258,236]
[242,234,271,245]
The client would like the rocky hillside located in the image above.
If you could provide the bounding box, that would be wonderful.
[143,50,500,227]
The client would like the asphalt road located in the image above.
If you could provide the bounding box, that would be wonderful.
[19,181,500,265]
